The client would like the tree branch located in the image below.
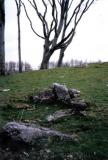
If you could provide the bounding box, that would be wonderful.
[32,0,49,38]
[21,1,45,39]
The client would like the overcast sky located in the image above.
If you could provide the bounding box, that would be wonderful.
[5,0,108,69]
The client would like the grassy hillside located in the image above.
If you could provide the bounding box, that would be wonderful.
[0,62,108,159]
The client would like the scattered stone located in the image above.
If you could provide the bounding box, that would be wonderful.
[46,109,72,122]
[23,151,29,157]
[70,100,87,113]
[0,88,10,92]
[15,103,32,109]
[68,88,80,98]
[46,108,87,122]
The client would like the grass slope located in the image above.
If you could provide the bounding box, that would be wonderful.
[0,62,108,159]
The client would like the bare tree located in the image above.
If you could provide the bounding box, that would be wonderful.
[24,62,32,71]
[0,0,5,75]
[21,0,95,69]
[15,0,22,73]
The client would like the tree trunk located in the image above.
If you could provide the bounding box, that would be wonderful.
[17,9,22,73]
[0,0,5,75]
[40,53,50,69]
[40,41,53,70]
[57,47,66,67]
[15,0,22,73]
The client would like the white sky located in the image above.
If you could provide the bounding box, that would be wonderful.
[5,0,108,69]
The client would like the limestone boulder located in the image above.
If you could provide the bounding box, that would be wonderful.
[0,122,76,146]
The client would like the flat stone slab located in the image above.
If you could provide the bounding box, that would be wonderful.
[46,109,72,122]
[46,109,87,122]
[0,122,77,146]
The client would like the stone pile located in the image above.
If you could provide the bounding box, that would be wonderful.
[30,83,87,114]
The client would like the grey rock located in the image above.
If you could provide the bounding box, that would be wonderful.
[52,83,70,102]
[2,122,76,145]
[46,109,72,122]
[70,100,87,113]
[68,89,80,98]
[32,89,55,104]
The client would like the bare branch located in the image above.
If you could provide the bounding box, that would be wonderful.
[41,0,49,36]
[66,0,84,28]
[32,0,49,38]
[21,0,95,69]
[50,0,58,36]
[15,0,21,15]
[85,0,95,12]
[75,0,95,26]
[48,0,52,6]
[15,0,18,8]
[68,0,74,10]
[57,0,62,6]
[21,1,45,39]
[42,0,47,18]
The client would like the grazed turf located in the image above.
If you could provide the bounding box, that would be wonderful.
[0,62,108,159]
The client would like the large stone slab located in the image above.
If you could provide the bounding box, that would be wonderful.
[0,122,77,146]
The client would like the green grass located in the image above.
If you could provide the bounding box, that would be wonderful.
[0,62,108,159]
